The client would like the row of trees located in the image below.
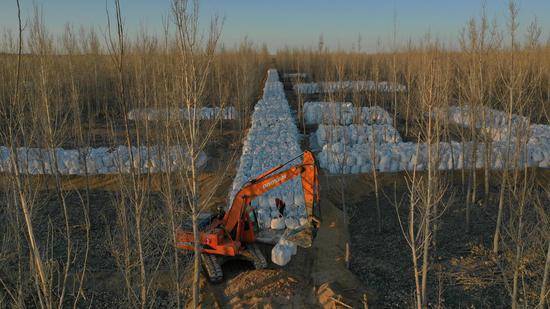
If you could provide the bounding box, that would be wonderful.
[0,0,269,308]
[278,1,548,307]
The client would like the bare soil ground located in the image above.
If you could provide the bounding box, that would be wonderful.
[323,169,550,308]
[199,248,317,308]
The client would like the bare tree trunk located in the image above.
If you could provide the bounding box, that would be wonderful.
[493,79,515,255]
[421,182,432,307]
[493,174,507,253]
[370,131,382,233]
[7,1,51,307]
[340,177,347,225]
[495,0,520,256]
[539,240,550,308]
[171,2,223,306]
[191,154,201,307]
[510,200,524,309]
[398,142,424,309]
[409,178,422,309]
[421,108,434,308]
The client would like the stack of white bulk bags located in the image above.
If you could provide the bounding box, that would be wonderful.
[315,124,402,148]
[437,105,549,168]
[229,69,307,231]
[318,139,549,174]
[128,106,237,121]
[294,80,407,95]
[303,102,392,126]
[283,73,308,79]
[316,103,549,174]
[0,145,207,175]
[442,105,528,130]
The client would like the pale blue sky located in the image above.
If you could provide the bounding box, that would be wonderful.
[1,0,548,51]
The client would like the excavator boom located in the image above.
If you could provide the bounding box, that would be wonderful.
[223,150,319,236]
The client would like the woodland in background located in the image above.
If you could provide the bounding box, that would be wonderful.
[277,3,548,307]
[0,0,548,308]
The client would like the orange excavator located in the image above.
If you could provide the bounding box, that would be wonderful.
[176,150,320,282]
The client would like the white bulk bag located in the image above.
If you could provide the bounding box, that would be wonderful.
[270,214,286,230]
[279,239,297,255]
[284,217,300,230]
[271,243,292,266]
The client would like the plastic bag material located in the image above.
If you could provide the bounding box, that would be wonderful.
[284,217,300,230]
[279,239,297,255]
[270,214,286,230]
[271,243,292,266]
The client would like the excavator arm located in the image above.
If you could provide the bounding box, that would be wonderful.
[222,150,320,238]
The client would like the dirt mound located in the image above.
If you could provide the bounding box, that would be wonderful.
[199,269,313,307]
[311,192,372,308]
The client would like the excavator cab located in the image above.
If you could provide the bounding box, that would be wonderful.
[246,207,261,234]
[212,205,226,223]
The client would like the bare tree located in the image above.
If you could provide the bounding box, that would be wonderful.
[3,2,52,308]
[535,189,550,308]
[171,0,222,306]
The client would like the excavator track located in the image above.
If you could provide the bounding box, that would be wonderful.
[249,244,268,269]
[202,253,223,283]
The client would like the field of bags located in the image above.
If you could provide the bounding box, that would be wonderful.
[311,103,550,174]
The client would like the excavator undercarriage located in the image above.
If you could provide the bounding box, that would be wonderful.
[201,243,268,283]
